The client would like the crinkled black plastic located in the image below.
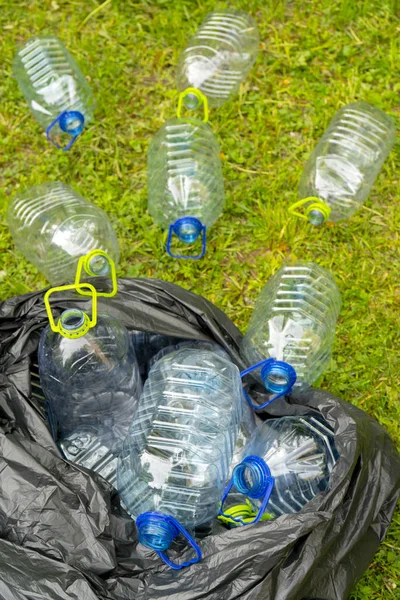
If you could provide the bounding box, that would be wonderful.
[0,278,398,600]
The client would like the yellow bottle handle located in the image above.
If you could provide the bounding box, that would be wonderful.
[217,501,273,526]
[44,283,98,339]
[288,197,331,223]
[177,87,209,123]
[75,249,118,298]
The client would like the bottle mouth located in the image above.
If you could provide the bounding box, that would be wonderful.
[88,254,111,276]
[59,309,86,331]
[183,92,201,110]
[59,110,85,136]
[232,456,271,499]
[307,208,326,226]
[260,360,297,395]
[136,512,179,552]
[173,217,203,244]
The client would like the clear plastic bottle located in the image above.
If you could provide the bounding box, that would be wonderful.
[13,35,95,150]
[147,90,224,259]
[130,331,182,380]
[39,309,142,452]
[7,182,119,285]
[291,102,396,225]
[240,263,341,398]
[177,10,259,107]
[220,416,338,524]
[117,347,243,568]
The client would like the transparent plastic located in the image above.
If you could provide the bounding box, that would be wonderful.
[241,263,341,391]
[59,427,118,487]
[130,331,182,380]
[177,10,259,107]
[147,117,224,256]
[299,102,396,223]
[221,416,338,522]
[39,311,142,451]
[7,182,119,285]
[13,35,94,147]
[117,348,243,564]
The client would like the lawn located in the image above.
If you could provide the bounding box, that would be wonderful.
[0,0,399,597]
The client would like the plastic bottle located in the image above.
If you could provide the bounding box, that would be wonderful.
[177,10,259,108]
[117,347,243,569]
[290,102,396,225]
[39,285,142,452]
[7,182,119,285]
[220,416,338,525]
[147,88,224,259]
[240,262,341,406]
[130,331,182,380]
[13,35,95,150]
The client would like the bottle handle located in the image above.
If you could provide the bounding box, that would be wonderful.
[44,283,98,339]
[288,197,331,223]
[156,516,202,570]
[240,358,296,410]
[46,110,85,151]
[219,461,275,526]
[177,88,209,123]
[75,250,118,298]
[166,221,207,260]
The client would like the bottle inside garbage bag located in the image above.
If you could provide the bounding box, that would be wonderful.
[39,284,142,452]
[130,331,182,380]
[220,415,338,525]
[177,10,259,108]
[117,347,243,569]
[13,35,95,150]
[290,102,396,225]
[240,262,341,407]
[7,182,119,285]
[147,88,224,259]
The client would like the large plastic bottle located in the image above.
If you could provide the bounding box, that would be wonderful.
[7,182,119,285]
[290,102,396,225]
[240,263,341,403]
[220,416,338,524]
[13,35,95,150]
[117,347,243,569]
[130,331,182,380]
[39,292,142,452]
[147,89,224,259]
[177,10,259,107]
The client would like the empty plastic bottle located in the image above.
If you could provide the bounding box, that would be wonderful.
[13,35,95,150]
[240,263,341,406]
[177,10,259,108]
[290,102,396,225]
[117,347,243,569]
[148,338,230,371]
[7,182,119,285]
[147,88,224,259]
[220,416,338,524]
[39,288,142,452]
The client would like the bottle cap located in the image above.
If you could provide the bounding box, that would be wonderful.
[177,87,209,123]
[44,283,98,339]
[75,249,118,298]
[288,197,331,225]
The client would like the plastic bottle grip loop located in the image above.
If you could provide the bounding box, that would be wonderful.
[240,358,297,410]
[75,250,118,298]
[166,217,207,260]
[44,283,98,339]
[219,457,275,526]
[46,110,85,151]
[288,197,332,225]
[177,87,209,123]
[136,512,202,570]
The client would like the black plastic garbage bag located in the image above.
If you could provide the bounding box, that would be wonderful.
[0,277,399,600]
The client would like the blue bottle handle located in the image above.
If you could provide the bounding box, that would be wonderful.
[240,358,297,410]
[219,456,275,526]
[46,110,85,151]
[136,512,202,570]
[166,217,207,260]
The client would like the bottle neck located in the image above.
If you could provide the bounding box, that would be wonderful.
[136,512,179,552]
[232,456,271,499]
[172,217,203,244]
[260,359,296,395]
[59,110,85,136]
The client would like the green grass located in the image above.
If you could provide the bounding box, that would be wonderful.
[0,0,399,596]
